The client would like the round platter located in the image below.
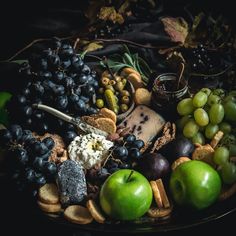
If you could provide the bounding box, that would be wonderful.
[38,194,236,233]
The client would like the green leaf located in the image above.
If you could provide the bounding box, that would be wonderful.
[0,92,12,109]
[138,57,152,76]
[123,53,134,67]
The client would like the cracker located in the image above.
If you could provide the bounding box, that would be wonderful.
[99,108,117,123]
[38,200,62,213]
[64,205,93,225]
[150,181,163,208]
[134,88,152,106]
[96,117,116,134]
[86,200,106,223]
[39,183,59,204]
[192,144,215,166]
[210,131,224,149]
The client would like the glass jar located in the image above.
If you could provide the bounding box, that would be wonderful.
[151,73,189,119]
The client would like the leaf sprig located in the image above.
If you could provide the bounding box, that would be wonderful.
[100,45,152,84]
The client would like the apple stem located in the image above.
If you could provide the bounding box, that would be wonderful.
[127,170,134,182]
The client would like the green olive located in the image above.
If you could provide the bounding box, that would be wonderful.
[109,80,116,86]
[120,90,130,97]
[115,81,125,92]
[115,76,122,82]
[120,104,129,113]
[121,96,130,105]
[96,99,104,108]
[101,77,110,86]
[105,85,115,92]
[122,78,127,87]
[98,87,104,94]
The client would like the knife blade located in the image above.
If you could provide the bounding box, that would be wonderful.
[33,104,108,137]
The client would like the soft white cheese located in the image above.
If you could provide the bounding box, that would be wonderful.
[68,133,114,169]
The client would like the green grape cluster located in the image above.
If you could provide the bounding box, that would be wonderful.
[176,88,236,185]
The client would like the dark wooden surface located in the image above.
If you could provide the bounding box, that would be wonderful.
[0,1,235,235]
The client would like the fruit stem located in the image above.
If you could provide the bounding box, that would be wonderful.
[127,170,134,182]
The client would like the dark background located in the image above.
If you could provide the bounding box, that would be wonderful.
[0,1,235,235]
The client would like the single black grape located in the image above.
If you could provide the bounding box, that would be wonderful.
[42,137,55,150]
[0,129,12,145]
[43,162,57,176]
[9,124,23,141]
[129,148,141,159]
[32,141,49,156]
[132,139,145,150]
[123,134,136,144]
[113,146,128,159]
[64,131,77,144]
[55,95,68,110]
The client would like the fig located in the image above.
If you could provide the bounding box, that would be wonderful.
[136,153,170,181]
[161,136,194,160]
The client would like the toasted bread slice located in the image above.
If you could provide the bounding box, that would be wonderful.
[147,206,172,218]
[156,179,170,209]
[39,183,59,204]
[86,200,105,223]
[64,205,93,225]
[121,67,141,78]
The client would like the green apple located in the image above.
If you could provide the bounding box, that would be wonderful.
[169,160,221,210]
[99,169,153,220]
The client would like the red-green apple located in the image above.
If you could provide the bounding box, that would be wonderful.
[99,169,153,220]
[169,160,221,210]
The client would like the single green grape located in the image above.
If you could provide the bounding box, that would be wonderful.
[200,88,212,96]
[205,123,219,139]
[209,104,224,124]
[194,108,209,126]
[192,132,205,145]
[219,122,232,135]
[176,115,191,130]
[207,94,221,106]
[223,100,236,122]
[220,162,236,185]
[177,98,194,116]
[213,146,230,165]
[192,91,208,108]
[213,88,225,98]
[183,120,199,138]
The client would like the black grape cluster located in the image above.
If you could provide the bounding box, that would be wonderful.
[0,125,57,196]
[7,38,99,138]
[94,22,132,39]
[97,134,145,180]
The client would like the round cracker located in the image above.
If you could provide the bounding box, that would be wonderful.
[64,205,93,225]
[39,183,59,204]
[86,200,105,223]
[38,200,62,213]
[99,108,117,123]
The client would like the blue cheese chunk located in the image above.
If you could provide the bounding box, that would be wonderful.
[68,133,114,169]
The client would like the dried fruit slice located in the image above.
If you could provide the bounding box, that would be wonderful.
[86,199,106,223]
[147,206,172,218]
[171,157,191,171]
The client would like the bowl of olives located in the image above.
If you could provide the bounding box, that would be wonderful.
[95,70,135,121]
